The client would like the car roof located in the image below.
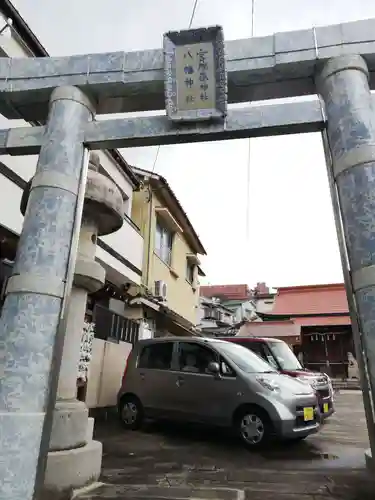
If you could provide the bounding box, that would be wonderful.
[218,336,284,343]
[136,336,225,345]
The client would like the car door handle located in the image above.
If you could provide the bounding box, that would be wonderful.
[176,376,184,387]
[139,372,145,380]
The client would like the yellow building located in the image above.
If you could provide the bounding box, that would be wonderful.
[128,167,206,336]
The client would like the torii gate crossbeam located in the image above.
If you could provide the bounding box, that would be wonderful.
[1,18,375,120]
[0,99,326,154]
[1,17,375,500]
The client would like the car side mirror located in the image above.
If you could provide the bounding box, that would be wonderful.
[208,361,220,375]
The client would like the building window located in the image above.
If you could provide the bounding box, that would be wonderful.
[155,220,173,266]
[202,306,222,321]
[203,307,214,319]
[186,260,195,283]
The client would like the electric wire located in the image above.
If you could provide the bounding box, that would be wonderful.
[245,0,256,256]
[150,0,199,175]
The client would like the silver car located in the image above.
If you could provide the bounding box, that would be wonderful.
[117,337,320,448]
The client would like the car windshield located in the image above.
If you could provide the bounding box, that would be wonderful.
[212,341,278,374]
[268,342,302,371]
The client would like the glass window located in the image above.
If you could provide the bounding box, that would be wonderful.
[268,341,302,371]
[235,340,267,361]
[178,342,217,374]
[212,341,277,374]
[155,220,173,266]
[138,342,173,370]
[186,260,195,283]
[203,307,213,319]
[220,356,236,377]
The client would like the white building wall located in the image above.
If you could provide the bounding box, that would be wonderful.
[0,13,32,57]
[0,22,143,284]
[197,296,235,330]
[0,175,24,234]
[255,297,276,313]
[86,338,132,409]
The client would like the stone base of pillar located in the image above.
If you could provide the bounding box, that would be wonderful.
[40,440,102,499]
[49,400,89,451]
[86,417,95,442]
[365,448,374,470]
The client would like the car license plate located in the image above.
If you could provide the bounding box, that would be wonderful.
[323,402,329,413]
[303,407,314,422]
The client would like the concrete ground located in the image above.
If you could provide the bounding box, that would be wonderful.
[80,391,374,499]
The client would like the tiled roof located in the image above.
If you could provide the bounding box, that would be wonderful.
[238,320,301,339]
[199,284,251,300]
[293,316,351,327]
[273,283,349,316]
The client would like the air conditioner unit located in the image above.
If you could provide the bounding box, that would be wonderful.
[154,280,168,300]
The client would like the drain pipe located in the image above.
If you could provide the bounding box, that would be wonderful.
[144,182,153,289]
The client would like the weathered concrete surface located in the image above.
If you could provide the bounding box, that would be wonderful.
[2,18,375,119]
[0,99,327,156]
[317,53,375,456]
[0,86,94,500]
[332,380,361,391]
[77,391,374,499]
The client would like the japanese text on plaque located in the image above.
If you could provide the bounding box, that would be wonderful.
[175,41,215,111]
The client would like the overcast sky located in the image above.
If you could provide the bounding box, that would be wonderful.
[12,0,375,288]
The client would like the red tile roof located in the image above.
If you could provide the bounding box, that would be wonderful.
[273,283,349,316]
[200,284,251,300]
[293,316,351,327]
[238,320,301,339]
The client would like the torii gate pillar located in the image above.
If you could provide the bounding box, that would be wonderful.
[317,54,375,468]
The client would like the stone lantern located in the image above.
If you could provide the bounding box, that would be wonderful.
[20,152,124,497]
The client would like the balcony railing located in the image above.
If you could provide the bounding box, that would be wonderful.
[93,303,139,345]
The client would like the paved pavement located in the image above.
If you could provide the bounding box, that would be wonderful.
[80,391,374,499]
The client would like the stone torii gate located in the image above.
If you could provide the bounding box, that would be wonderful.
[1,16,375,500]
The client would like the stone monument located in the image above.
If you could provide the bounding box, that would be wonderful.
[348,352,359,379]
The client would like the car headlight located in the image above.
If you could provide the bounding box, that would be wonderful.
[257,377,280,392]
[297,376,317,389]
[324,375,334,399]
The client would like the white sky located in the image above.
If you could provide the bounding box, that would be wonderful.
[12,0,375,288]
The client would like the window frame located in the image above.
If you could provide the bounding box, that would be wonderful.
[176,341,237,378]
[219,355,237,378]
[176,341,218,375]
[137,341,175,371]
[186,260,195,283]
[235,340,267,360]
[155,219,173,266]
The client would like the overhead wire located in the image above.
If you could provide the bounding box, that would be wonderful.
[143,0,200,286]
[245,0,255,251]
[150,0,199,175]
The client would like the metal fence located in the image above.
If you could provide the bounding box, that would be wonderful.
[93,303,140,345]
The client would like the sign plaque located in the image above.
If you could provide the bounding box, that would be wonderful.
[163,26,227,123]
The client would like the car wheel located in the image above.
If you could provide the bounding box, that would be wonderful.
[119,395,144,430]
[235,407,272,449]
